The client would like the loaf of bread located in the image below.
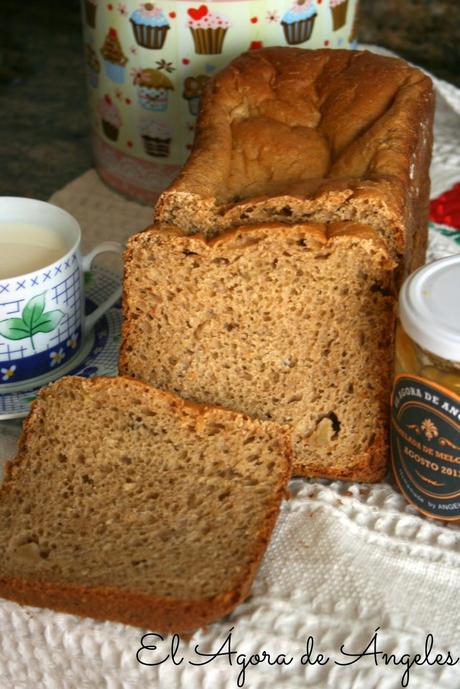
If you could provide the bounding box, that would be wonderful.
[121,49,434,482]
[120,222,396,481]
[155,48,434,275]
[0,376,291,632]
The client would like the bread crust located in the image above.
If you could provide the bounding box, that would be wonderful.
[0,376,292,633]
[292,425,388,482]
[0,576,249,633]
[155,47,434,272]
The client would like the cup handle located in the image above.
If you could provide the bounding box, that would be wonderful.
[81,241,123,333]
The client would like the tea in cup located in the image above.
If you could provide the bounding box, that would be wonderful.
[0,197,122,387]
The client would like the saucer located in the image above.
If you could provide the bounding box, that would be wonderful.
[0,267,121,420]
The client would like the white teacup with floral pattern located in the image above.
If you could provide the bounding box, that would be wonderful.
[0,197,122,388]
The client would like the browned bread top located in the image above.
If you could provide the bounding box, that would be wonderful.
[155,48,434,262]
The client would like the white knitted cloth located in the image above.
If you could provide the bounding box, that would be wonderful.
[1,48,460,689]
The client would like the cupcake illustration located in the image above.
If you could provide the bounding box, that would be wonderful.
[132,68,174,111]
[187,5,230,55]
[98,95,122,141]
[281,0,317,45]
[139,118,173,157]
[130,3,170,49]
[86,44,100,88]
[100,28,128,84]
[182,74,210,116]
[84,0,98,28]
[330,0,349,31]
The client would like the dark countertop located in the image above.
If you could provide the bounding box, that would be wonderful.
[360,0,460,86]
[0,0,91,200]
[0,0,458,201]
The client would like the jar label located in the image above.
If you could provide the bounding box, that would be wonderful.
[391,374,460,521]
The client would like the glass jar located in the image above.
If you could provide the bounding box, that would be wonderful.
[391,255,460,521]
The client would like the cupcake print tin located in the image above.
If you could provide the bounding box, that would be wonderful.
[81,0,359,203]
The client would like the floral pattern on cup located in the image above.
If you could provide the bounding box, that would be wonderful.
[0,292,64,353]
[281,0,317,45]
[67,332,79,350]
[98,95,122,141]
[0,253,82,385]
[1,365,16,382]
[49,348,65,367]
[132,67,174,111]
[100,28,128,83]
[187,5,231,55]
[130,3,170,49]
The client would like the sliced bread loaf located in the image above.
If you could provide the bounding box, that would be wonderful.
[0,376,291,632]
[120,222,396,481]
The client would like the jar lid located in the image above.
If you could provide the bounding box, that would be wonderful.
[399,254,460,362]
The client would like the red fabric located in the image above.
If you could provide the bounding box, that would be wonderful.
[429,183,460,229]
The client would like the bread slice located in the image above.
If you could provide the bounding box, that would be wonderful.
[0,376,291,632]
[120,222,396,481]
[155,48,434,277]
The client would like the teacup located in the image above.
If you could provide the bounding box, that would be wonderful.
[0,197,122,387]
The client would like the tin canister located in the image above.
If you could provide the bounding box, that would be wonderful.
[81,0,360,203]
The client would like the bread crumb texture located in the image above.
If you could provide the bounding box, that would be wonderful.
[120,223,395,481]
[0,376,291,631]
